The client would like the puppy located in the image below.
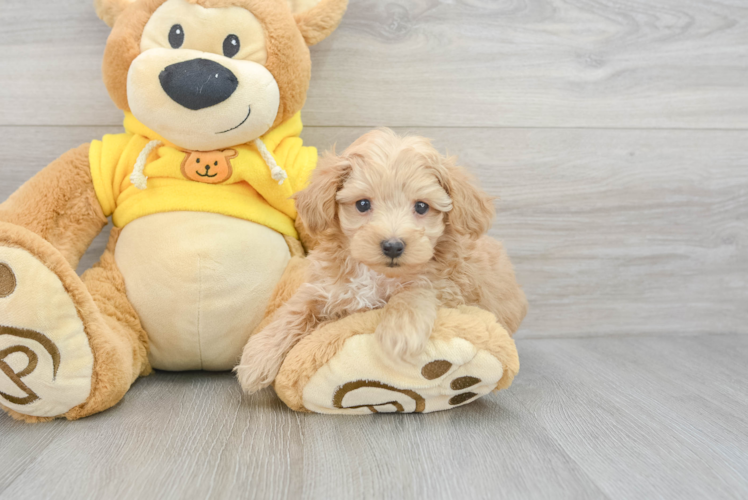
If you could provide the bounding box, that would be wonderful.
[236,129,528,394]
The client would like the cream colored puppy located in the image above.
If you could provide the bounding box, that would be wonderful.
[237,129,528,394]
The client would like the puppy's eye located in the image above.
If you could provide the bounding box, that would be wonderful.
[223,35,240,58]
[355,199,371,213]
[168,24,184,49]
[415,201,430,215]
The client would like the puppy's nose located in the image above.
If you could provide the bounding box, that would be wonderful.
[381,239,405,259]
[159,58,238,111]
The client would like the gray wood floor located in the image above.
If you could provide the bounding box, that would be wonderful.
[1,335,746,500]
[1,0,747,499]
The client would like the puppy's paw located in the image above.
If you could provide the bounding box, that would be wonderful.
[376,324,430,365]
[235,345,282,395]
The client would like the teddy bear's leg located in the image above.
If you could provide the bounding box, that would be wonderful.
[275,306,520,414]
[72,228,151,419]
[1,146,148,421]
[0,225,150,422]
[0,224,150,422]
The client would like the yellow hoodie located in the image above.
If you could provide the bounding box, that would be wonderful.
[89,112,316,238]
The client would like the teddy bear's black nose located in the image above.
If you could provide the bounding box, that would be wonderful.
[159,58,238,111]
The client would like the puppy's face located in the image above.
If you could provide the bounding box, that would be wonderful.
[296,129,496,277]
[335,149,452,275]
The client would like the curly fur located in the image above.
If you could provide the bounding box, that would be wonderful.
[236,129,528,394]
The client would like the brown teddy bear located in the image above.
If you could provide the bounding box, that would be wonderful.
[0,0,347,422]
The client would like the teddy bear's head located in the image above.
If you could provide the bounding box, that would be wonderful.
[95,0,347,151]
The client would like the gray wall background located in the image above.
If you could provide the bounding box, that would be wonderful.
[1,0,746,337]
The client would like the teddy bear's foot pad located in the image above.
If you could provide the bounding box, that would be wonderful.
[275,307,519,415]
[0,245,94,418]
[304,335,503,414]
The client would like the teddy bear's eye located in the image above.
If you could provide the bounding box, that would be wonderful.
[168,24,184,49]
[223,35,240,58]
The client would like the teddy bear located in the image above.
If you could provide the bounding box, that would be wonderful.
[0,0,525,421]
[0,0,348,422]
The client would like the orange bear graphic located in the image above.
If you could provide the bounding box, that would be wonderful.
[180,149,238,184]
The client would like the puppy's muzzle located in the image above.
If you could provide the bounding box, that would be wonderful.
[381,239,405,259]
[159,58,239,111]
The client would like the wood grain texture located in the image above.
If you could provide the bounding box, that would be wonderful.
[1,335,746,500]
[0,419,68,493]
[0,374,306,500]
[1,0,747,497]
[1,0,747,128]
[5,125,744,336]
[512,335,748,500]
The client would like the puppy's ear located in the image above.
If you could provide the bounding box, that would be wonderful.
[289,0,348,46]
[440,159,495,239]
[94,0,136,27]
[294,150,351,237]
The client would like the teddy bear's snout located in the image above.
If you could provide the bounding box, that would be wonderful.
[159,58,239,111]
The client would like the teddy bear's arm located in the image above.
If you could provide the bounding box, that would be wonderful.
[0,144,107,269]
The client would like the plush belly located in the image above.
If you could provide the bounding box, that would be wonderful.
[114,212,291,371]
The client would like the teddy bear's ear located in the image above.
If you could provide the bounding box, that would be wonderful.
[94,0,137,28]
[288,0,348,46]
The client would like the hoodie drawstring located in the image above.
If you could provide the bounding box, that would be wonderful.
[131,140,162,190]
[254,138,288,185]
[131,138,289,190]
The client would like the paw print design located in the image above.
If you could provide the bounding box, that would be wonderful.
[0,244,94,417]
[0,263,15,298]
[420,359,484,407]
[330,358,489,414]
[180,149,238,184]
[297,332,505,414]
[1,326,61,406]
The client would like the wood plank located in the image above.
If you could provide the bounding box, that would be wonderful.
[1,0,747,128]
[0,373,306,500]
[511,335,748,499]
[0,418,69,493]
[297,395,604,500]
[2,125,746,337]
[0,361,604,500]
[0,0,114,126]
[306,0,748,129]
[3,335,747,499]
